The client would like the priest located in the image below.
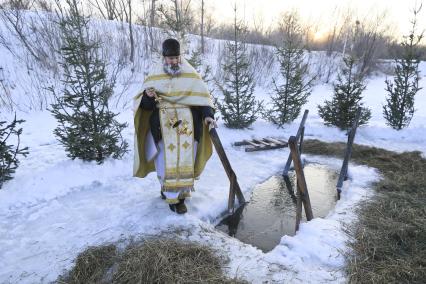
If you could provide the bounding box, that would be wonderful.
[133,38,216,214]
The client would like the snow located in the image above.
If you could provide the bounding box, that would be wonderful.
[1,14,426,284]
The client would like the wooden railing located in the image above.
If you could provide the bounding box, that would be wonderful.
[336,108,362,199]
[209,126,245,213]
[288,136,314,231]
[283,109,309,176]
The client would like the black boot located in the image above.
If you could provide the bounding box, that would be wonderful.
[161,191,166,200]
[175,198,187,214]
[169,203,176,212]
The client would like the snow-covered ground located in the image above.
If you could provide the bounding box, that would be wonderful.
[1,15,426,284]
[0,108,381,283]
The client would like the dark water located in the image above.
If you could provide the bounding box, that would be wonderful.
[216,163,339,252]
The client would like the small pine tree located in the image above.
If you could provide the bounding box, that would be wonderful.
[0,115,29,189]
[383,5,423,130]
[318,56,371,130]
[187,48,216,105]
[187,49,202,70]
[50,0,128,163]
[267,12,314,127]
[187,48,213,90]
[216,5,261,129]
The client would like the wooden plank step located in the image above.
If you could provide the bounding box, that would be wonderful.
[245,143,287,152]
[234,137,288,151]
[263,137,288,146]
[233,140,251,146]
[252,139,271,146]
[246,140,262,147]
[234,139,263,147]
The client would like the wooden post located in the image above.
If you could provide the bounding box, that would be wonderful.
[295,190,302,232]
[288,136,314,223]
[336,108,361,199]
[209,127,245,212]
[228,173,236,212]
[299,126,305,154]
[283,110,309,176]
[283,175,297,204]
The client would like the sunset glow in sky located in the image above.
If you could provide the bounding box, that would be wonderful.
[207,0,425,40]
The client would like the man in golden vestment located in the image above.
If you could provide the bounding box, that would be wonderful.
[133,38,216,214]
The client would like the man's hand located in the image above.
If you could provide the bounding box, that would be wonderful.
[146,88,156,98]
[204,117,217,128]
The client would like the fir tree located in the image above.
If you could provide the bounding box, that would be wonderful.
[318,56,371,130]
[187,49,202,71]
[267,12,314,127]
[187,48,214,94]
[187,49,212,84]
[0,115,29,189]
[383,5,423,130]
[50,0,128,163]
[216,5,261,129]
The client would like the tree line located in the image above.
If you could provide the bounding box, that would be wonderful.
[0,0,424,188]
[217,5,423,132]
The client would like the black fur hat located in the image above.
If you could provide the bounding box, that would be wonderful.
[162,38,180,56]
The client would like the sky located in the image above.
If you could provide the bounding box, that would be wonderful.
[206,0,425,39]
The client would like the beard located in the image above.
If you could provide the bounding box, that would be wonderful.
[163,62,182,77]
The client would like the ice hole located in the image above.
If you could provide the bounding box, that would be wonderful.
[216,163,339,252]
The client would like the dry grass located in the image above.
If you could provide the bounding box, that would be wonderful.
[303,139,426,283]
[57,244,118,284]
[58,239,245,284]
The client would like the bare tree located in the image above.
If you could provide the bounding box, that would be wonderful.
[119,0,134,63]
[157,0,194,51]
[0,1,41,61]
[200,0,204,53]
[0,0,33,10]
[351,11,392,74]
[136,0,160,56]
[0,0,65,110]
[87,0,135,63]
[150,0,155,26]
[149,0,156,50]
[247,13,273,45]
[34,0,52,11]
[88,0,122,21]
[0,67,14,111]
[193,0,215,50]
[203,8,215,36]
